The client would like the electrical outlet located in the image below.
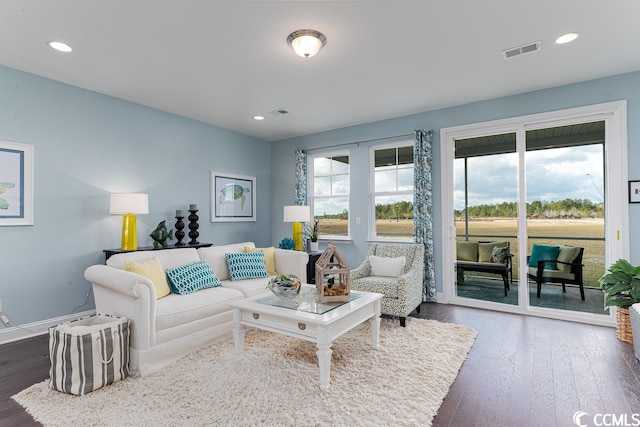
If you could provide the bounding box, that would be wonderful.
[0,299,3,312]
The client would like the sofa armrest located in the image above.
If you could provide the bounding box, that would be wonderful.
[274,249,309,280]
[84,265,157,350]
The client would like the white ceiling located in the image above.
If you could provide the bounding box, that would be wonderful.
[2,1,639,142]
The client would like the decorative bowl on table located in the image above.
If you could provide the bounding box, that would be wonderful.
[267,275,302,299]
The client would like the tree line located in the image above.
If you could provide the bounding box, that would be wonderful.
[455,198,603,219]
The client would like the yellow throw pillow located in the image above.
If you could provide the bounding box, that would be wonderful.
[244,246,276,275]
[125,257,171,299]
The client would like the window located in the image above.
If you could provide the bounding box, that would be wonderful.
[310,152,350,238]
[371,143,414,239]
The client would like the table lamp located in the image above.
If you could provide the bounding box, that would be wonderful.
[283,205,310,251]
[110,193,149,250]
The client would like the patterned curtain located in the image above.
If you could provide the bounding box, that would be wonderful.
[414,129,436,302]
[294,148,307,205]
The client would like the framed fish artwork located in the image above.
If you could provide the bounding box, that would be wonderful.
[0,141,34,226]
[210,171,256,222]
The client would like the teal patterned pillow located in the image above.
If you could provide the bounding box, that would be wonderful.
[166,260,221,295]
[225,252,269,281]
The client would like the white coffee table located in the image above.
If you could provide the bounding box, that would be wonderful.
[229,285,383,392]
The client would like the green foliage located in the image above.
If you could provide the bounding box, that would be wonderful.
[305,220,320,242]
[599,259,640,308]
[455,198,604,219]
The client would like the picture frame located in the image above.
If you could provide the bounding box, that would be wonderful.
[0,141,34,226]
[210,171,256,222]
[629,180,640,204]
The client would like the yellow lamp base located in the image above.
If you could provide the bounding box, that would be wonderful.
[292,222,304,251]
[121,213,138,250]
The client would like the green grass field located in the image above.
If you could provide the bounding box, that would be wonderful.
[318,218,606,288]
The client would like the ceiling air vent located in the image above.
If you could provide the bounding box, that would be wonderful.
[502,41,541,59]
[268,108,289,116]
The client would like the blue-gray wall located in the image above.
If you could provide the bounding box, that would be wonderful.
[0,65,272,326]
[2,63,639,330]
[271,71,640,291]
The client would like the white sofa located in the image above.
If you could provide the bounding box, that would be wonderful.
[84,242,308,376]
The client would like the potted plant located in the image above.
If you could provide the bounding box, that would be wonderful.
[599,259,640,344]
[305,219,320,252]
[266,274,302,299]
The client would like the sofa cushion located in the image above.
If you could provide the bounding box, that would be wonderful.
[107,248,200,270]
[225,252,269,281]
[352,277,399,299]
[221,277,271,298]
[528,244,560,270]
[369,255,406,278]
[197,242,255,281]
[557,245,581,272]
[456,241,478,262]
[165,260,221,295]
[124,257,171,299]
[155,287,244,332]
[244,246,276,275]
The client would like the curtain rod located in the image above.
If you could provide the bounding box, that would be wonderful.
[302,132,414,153]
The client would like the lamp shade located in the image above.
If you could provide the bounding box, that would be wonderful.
[283,205,310,222]
[109,193,149,215]
[287,29,326,58]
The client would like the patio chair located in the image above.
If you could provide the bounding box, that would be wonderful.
[527,244,585,300]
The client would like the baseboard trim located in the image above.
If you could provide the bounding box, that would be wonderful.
[0,309,96,345]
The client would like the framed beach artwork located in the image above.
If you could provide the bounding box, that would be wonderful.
[210,171,256,222]
[0,141,34,226]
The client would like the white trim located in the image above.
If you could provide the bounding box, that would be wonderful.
[0,309,96,345]
[440,100,627,326]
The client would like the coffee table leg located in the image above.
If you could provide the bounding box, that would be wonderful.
[316,342,333,392]
[232,309,245,359]
[369,315,381,350]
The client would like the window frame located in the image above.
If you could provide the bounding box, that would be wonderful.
[369,140,415,242]
[308,150,351,240]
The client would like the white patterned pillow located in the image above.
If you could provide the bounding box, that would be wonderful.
[225,252,269,281]
[165,260,221,295]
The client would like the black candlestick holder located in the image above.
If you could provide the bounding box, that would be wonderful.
[174,216,186,246]
[188,209,200,245]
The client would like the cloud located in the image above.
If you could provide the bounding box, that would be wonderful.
[454,145,603,210]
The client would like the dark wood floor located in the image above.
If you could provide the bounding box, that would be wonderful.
[2,304,640,426]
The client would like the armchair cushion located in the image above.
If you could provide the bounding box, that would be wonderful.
[528,244,560,270]
[369,255,406,278]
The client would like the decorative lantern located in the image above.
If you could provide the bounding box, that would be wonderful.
[315,243,350,302]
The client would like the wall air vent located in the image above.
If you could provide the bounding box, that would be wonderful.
[502,41,541,59]
[268,108,289,116]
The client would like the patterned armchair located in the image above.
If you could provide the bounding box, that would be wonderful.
[351,243,424,327]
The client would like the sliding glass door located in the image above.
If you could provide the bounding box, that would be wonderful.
[441,102,628,325]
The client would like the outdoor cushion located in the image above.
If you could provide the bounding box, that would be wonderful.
[527,266,575,281]
[528,244,560,270]
[557,245,581,272]
[456,241,479,262]
[479,241,508,263]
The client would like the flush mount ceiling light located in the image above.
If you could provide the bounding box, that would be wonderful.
[287,29,326,58]
[555,33,579,44]
[48,41,73,52]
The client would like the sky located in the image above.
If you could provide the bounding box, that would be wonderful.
[454,145,604,210]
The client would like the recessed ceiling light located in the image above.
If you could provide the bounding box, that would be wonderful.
[48,41,73,52]
[555,33,579,45]
[253,115,265,121]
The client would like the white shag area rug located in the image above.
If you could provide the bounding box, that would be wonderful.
[14,318,476,427]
